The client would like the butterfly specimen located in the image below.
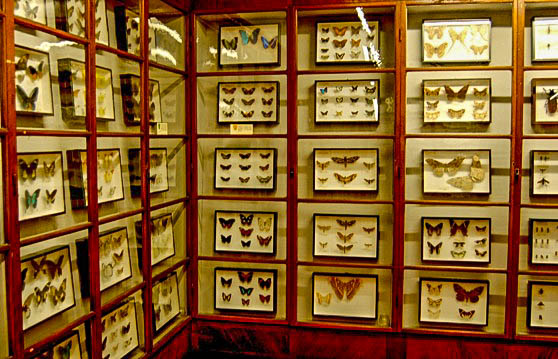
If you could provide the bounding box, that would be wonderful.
[337,244,353,253]
[334,173,357,184]
[453,242,465,249]
[321,37,330,43]
[448,108,466,119]
[475,249,487,257]
[427,297,442,308]
[336,97,343,104]
[362,226,375,234]
[316,292,331,306]
[427,283,442,295]
[350,97,359,104]
[220,176,230,182]
[19,158,39,181]
[239,152,251,160]
[257,235,272,246]
[262,111,274,118]
[451,250,466,258]
[427,242,442,255]
[319,87,328,95]
[242,87,256,95]
[445,85,469,102]
[257,175,272,183]
[239,286,254,296]
[242,299,250,306]
[428,309,441,317]
[261,36,278,49]
[424,87,441,97]
[239,28,261,45]
[319,242,327,248]
[240,214,254,225]
[220,164,232,171]
[336,219,356,230]
[121,323,131,335]
[321,98,328,105]
[45,189,57,204]
[454,283,484,303]
[261,98,274,106]
[473,101,486,111]
[426,101,439,111]
[470,45,488,55]
[239,164,251,171]
[241,110,254,118]
[332,39,347,48]
[239,227,253,237]
[317,177,328,184]
[317,225,331,233]
[425,26,445,40]
[260,152,271,159]
[16,85,39,111]
[448,28,468,47]
[223,98,234,106]
[23,1,39,19]
[259,294,271,304]
[221,277,232,287]
[475,238,487,246]
[362,178,374,185]
[425,155,465,177]
[424,42,448,58]
[238,271,253,283]
[239,176,250,183]
[241,240,251,247]
[335,53,345,60]
[473,111,488,120]
[222,88,236,95]
[222,293,231,302]
[337,232,354,243]
[25,189,40,210]
[43,160,56,177]
[332,26,348,37]
[258,277,272,290]
[473,88,488,97]
[425,112,439,122]
[222,37,238,50]
[335,111,343,116]
[329,276,361,300]
[241,98,255,106]
[34,282,51,305]
[350,39,361,48]
[449,219,469,236]
[262,86,275,93]
[331,155,359,168]
[50,279,67,305]
[258,217,272,232]
[459,308,475,319]
[57,341,72,359]
[351,50,361,58]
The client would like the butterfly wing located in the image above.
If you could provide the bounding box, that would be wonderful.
[446,176,474,191]
[445,155,465,176]
[425,158,445,177]
[453,283,468,302]
[329,277,344,300]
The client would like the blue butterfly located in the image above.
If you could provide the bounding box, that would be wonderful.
[239,28,260,45]
[319,87,327,95]
[239,286,253,296]
[261,35,278,49]
[25,189,40,209]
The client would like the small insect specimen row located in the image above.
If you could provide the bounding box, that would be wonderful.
[530,219,558,265]
[314,214,379,259]
[316,21,380,64]
[423,80,490,123]
[215,211,276,254]
[221,27,278,51]
[315,80,380,123]
[422,19,491,63]
[314,149,379,192]
[215,148,276,190]
[218,82,279,123]
[215,269,276,313]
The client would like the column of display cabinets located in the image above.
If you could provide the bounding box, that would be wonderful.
[191,0,558,350]
[1,0,191,357]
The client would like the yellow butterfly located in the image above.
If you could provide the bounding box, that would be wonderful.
[424,87,441,97]
[473,111,488,120]
[470,44,488,55]
[425,155,465,177]
[427,297,442,308]
[447,108,465,119]
[424,42,448,58]
[426,101,439,110]
[425,26,445,40]
[449,28,467,47]
[332,26,348,37]
[316,292,331,305]
[104,169,115,183]
[333,172,357,184]
[473,88,488,97]
[258,217,272,232]
[425,111,440,121]
[473,101,485,110]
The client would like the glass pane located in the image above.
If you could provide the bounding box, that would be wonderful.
[148,0,187,70]
[147,138,186,206]
[101,293,145,358]
[18,136,87,239]
[149,66,186,135]
[15,28,87,131]
[21,230,90,347]
[150,202,187,275]
[152,267,187,343]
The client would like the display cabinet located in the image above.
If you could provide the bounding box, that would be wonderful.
[1,0,191,358]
